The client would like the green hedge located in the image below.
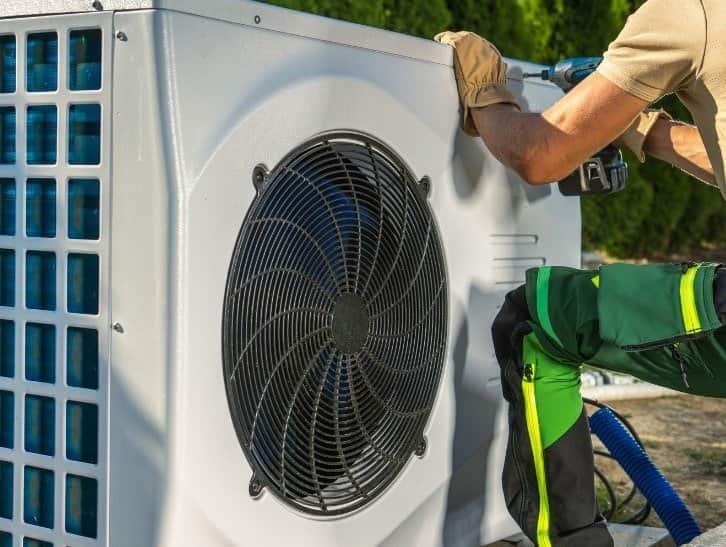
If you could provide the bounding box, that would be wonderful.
[263,0,724,258]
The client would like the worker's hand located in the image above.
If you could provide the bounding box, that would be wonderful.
[615,109,673,162]
[434,31,520,136]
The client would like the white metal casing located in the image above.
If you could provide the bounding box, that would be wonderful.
[0,2,581,547]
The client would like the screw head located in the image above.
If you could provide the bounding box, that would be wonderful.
[92,0,103,10]
[419,176,432,198]
[254,15,262,24]
[116,31,128,42]
[415,437,427,458]
[112,322,125,334]
[252,164,269,192]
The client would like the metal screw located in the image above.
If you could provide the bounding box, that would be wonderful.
[419,176,432,198]
[92,0,103,10]
[254,15,262,24]
[253,164,269,192]
[415,437,427,458]
[116,31,128,42]
[112,322,125,334]
[249,476,264,498]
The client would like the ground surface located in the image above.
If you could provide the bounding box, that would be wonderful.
[593,396,726,531]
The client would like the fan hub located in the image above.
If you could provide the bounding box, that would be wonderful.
[331,293,369,354]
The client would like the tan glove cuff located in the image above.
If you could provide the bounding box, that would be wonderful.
[435,30,520,136]
[462,85,521,136]
[616,109,673,162]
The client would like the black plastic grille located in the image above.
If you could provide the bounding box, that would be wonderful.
[222,132,448,516]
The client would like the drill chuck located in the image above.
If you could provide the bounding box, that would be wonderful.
[523,57,602,91]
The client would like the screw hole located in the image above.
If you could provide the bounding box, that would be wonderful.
[254,15,262,24]
[116,31,128,42]
[249,476,264,498]
[92,0,103,10]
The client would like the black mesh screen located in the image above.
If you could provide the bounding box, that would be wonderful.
[222,132,448,516]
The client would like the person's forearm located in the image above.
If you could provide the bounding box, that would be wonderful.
[472,105,566,184]
[643,118,716,186]
[471,73,648,185]
[472,103,623,185]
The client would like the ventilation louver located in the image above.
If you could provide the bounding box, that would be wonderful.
[222,132,448,516]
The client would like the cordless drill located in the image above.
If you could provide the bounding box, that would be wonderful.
[524,57,628,196]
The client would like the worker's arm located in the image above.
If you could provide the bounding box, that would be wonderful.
[641,118,716,186]
[471,72,648,184]
[473,73,717,186]
[436,31,715,186]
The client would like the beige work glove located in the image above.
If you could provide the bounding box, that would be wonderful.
[615,109,673,162]
[434,31,520,136]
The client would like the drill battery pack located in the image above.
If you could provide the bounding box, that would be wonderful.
[558,145,628,196]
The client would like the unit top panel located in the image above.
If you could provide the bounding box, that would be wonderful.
[0,0,552,78]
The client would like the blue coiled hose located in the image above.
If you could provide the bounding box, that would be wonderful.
[590,407,701,545]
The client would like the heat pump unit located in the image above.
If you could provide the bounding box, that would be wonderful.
[0,2,581,546]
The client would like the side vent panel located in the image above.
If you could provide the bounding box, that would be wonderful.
[0,14,112,547]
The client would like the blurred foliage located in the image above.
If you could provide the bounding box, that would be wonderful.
[264,0,387,27]
[383,0,452,37]
[263,0,724,257]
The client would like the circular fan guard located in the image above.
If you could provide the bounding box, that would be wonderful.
[222,132,448,516]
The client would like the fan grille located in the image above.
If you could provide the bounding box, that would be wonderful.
[222,132,448,516]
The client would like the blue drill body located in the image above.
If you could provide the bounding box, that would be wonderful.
[524,56,603,92]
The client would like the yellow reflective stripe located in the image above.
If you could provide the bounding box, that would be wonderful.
[591,275,600,288]
[680,265,703,334]
[522,362,553,547]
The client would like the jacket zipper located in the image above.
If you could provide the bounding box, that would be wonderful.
[509,337,530,529]
[522,362,553,547]
[622,330,710,352]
